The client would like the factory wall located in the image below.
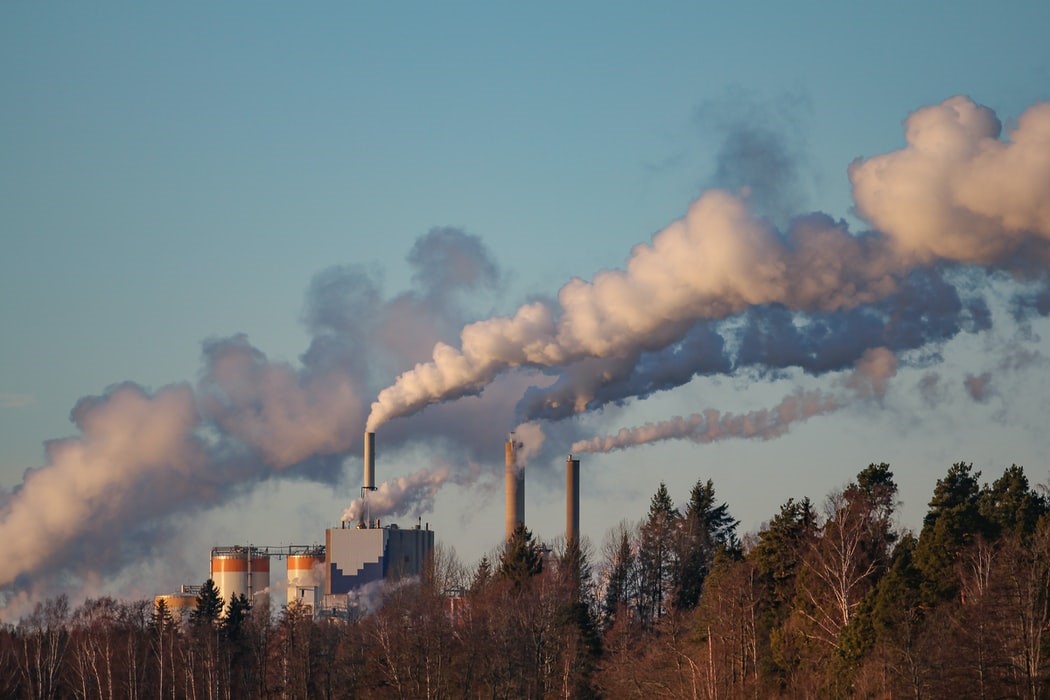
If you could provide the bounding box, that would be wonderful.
[325,524,434,596]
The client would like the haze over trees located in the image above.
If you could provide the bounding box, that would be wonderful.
[1,460,1049,698]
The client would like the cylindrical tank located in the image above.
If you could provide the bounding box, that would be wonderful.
[154,593,197,622]
[364,431,376,490]
[566,455,580,545]
[210,549,270,605]
[287,552,326,610]
[505,436,524,539]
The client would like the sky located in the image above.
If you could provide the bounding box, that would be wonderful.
[2,3,1050,619]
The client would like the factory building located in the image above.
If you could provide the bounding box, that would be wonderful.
[159,431,588,618]
[319,431,437,600]
[325,521,434,596]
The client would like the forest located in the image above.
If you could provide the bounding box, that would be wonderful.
[2,460,1049,699]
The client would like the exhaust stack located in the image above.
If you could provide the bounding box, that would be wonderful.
[363,431,376,491]
[566,455,580,545]
[505,435,524,539]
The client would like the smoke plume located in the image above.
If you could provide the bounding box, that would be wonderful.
[369,98,1050,432]
[342,466,451,524]
[5,97,1050,615]
[0,227,504,610]
[570,347,896,454]
[571,389,841,454]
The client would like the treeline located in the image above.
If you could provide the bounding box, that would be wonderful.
[1,461,1048,698]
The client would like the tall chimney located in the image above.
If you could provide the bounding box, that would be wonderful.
[566,454,580,545]
[505,435,524,539]
[363,431,376,490]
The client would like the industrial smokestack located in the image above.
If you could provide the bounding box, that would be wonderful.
[566,454,579,546]
[363,431,376,490]
[504,435,524,539]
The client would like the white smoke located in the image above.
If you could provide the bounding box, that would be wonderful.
[0,227,505,614]
[369,98,1050,431]
[850,98,1050,265]
[571,347,898,454]
[0,383,206,592]
[342,466,451,524]
[570,389,842,454]
[6,97,1050,616]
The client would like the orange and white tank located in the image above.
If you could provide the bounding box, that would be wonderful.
[210,549,270,605]
[287,552,326,610]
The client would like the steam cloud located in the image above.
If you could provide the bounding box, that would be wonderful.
[4,97,1050,615]
[571,347,898,453]
[0,227,506,611]
[343,466,451,524]
[571,390,841,454]
[369,98,1050,432]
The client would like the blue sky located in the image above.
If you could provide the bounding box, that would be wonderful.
[2,3,1050,614]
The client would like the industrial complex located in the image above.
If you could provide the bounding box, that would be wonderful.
[155,432,580,618]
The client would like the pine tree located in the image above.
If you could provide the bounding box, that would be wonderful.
[752,497,818,611]
[914,462,988,601]
[555,538,602,698]
[637,482,678,625]
[151,597,175,630]
[979,464,1047,539]
[224,593,250,642]
[471,555,493,594]
[673,478,739,610]
[190,579,224,629]
[601,522,636,629]
[499,523,543,587]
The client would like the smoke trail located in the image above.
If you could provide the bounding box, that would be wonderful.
[343,466,451,524]
[0,227,504,609]
[516,266,987,422]
[369,98,1050,431]
[0,383,207,594]
[571,389,842,454]
[571,347,897,454]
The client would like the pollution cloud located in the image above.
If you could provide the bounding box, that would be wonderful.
[3,97,1050,616]
[0,227,507,613]
[368,97,1050,431]
[571,347,898,454]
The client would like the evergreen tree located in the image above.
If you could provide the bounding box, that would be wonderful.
[979,464,1047,539]
[190,579,224,629]
[601,523,636,629]
[749,497,818,689]
[914,462,988,601]
[224,593,250,642]
[555,538,602,698]
[470,555,493,594]
[151,597,175,630]
[752,497,818,611]
[499,522,543,586]
[673,478,739,610]
[637,482,678,624]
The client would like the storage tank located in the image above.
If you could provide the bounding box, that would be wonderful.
[287,551,326,610]
[154,590,197,623]
[210,547,270,605]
